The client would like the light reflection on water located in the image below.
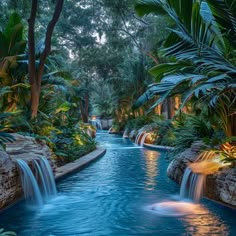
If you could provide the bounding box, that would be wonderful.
[147,200,229,235]
[144,150,159,190]
[183,209,229,236]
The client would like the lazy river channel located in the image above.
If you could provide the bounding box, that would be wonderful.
[0,132,236,235]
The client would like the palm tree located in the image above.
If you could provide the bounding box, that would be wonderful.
[134,0,236,137]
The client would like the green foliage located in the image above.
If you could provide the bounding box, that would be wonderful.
[220,143,236,167]
[0,12,26,58]
[198,142,236,167]
[125,115,156,130]
[134,0,236,138]
[172,114,216,153]
[153,119,175,146]
[52,125,96,165]
[0,112,16,149]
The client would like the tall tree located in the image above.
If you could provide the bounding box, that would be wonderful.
[28,0,64,118]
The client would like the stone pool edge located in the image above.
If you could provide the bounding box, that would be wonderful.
[55,147,106,181]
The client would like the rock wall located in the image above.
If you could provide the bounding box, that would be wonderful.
[167,141,203,184]
[167,141,236,207]
[0,134,54,210]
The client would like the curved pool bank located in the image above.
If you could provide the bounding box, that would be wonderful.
[55,147,106,181]
[0,132,236,236]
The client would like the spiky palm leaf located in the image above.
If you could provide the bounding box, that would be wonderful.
[134,0,236,136]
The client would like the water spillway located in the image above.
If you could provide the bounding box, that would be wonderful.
[16,159,44,206]
[180,167,206,202]
[16,157,56,205]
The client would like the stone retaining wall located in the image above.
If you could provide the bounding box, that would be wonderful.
[167,141,236,207]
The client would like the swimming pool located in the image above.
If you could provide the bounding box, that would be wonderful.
[0,132,235,235]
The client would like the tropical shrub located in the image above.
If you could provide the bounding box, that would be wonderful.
[153,119,175,146]
[0,112,16,149]
[125,115,156,131]
[52,125,96,165]
[172,113,216,153]
[134,0,236,139]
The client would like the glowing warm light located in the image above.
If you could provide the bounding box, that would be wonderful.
[148,201,207,216]
[144,133,156,144]
[136,132,155,145]
[183,204,229,235]
[189,161,230,175]
[147,200,228,234]
[144,151,159,190]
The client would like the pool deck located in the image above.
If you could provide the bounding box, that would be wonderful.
[55,147,106,181]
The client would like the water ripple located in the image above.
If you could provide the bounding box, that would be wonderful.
[0,133,235,236]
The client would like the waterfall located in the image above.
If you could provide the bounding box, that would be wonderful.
[89,119,102,130]
[135,132,143,144]
[140,133,150,146]
[135,132,150,146]
[17,159,44,206]
[123,129,129,139]
[33,160,49,198]
[180,167,206,202]
[38,157,57,196]
[17,157,57,205]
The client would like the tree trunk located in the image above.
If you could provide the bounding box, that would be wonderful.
[83,93,89,123]
[79,93,89,123]
[28,0,64,118]
[28,0,37,118]
[167,98,173,119]
[31,81,40,118]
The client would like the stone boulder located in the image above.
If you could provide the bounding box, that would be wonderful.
[167,141,205,184]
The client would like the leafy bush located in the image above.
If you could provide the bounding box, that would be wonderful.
[51,125,96,165]
[172,114,216,153]
[0,113,16,149]
[125,115,159,131]
[153,119,175,146]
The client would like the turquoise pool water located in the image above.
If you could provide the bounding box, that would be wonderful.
[0,132,235,235]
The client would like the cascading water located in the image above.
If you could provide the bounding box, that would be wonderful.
[89,119,102,130]
[33,157,57,198]
[33,160,49,198]
[148,165,207,216]
[17,159,44,206]
[17,157,57,205]
[122,129,129,139]
[38,157,57,196]
[135,132,143,144]
[180,167,206,202]
[140,133,150,146]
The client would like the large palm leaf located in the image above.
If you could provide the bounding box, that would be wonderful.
[134,0,236,136]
